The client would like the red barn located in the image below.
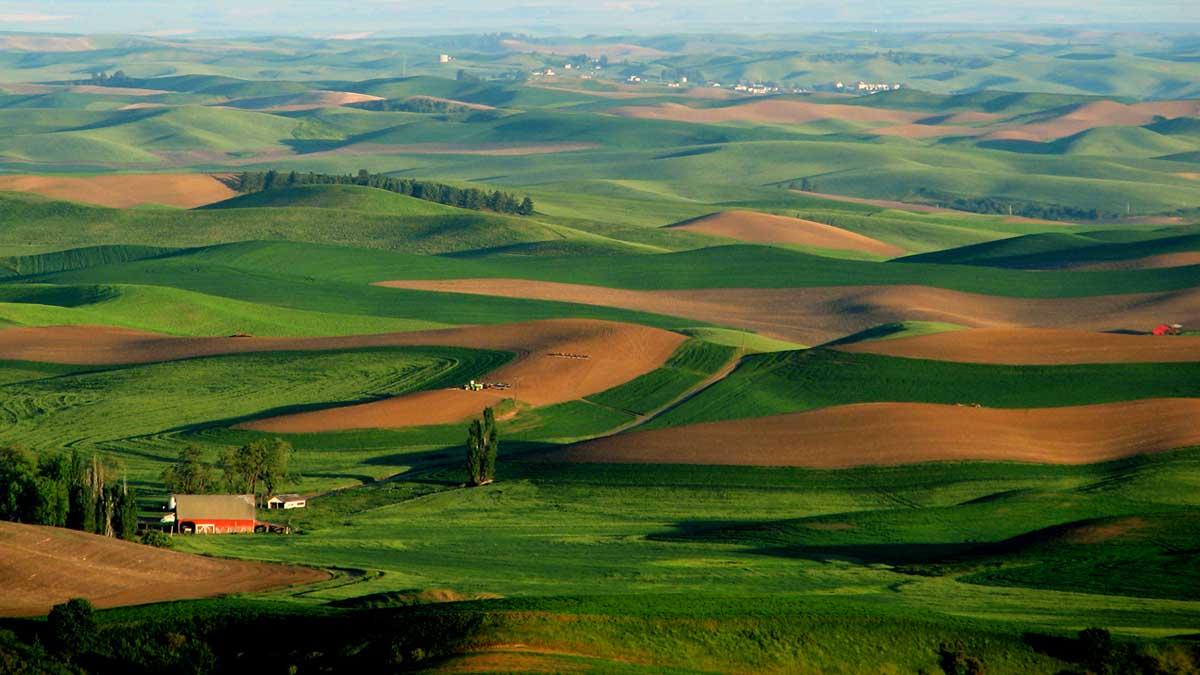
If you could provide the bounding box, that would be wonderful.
[169,494,257,534]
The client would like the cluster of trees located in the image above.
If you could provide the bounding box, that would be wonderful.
[350,96,503,121]
[80,70,131,85]
[235,170,535,216]
[0,447,138,540]
[789,177,822,192]
[914,189,1116,221]
[563,53,609,68]
[160,439,292,504]
[465,408,498,486]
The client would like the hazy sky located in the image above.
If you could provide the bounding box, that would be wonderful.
[3,1,1199,36]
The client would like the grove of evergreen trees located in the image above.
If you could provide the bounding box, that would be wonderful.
[0,447,138,540]
[235,170,535,216]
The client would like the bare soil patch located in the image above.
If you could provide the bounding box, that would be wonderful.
[670,210,904,257]
[249,90,384,111]
[376,280,1200,346]
[0,522,327,617]
[985,100,1200,142]
[0,173,237,208]
[839,327,1200,364]
[68,84,170,97]
[118,102,169,111]
[551,399,1200,468]
[1062,517,1147,544]
[242,319,683,432]
[0,320,682,431]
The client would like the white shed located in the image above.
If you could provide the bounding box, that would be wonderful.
[266,494,307,510]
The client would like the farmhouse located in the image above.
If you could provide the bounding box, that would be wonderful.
[166,494,257,534]
[267,494,307,510]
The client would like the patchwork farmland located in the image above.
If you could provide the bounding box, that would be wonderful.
[1,24,1199,674]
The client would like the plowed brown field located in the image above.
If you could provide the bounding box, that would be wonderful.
[248,90,384,111]
[240,319,680,431]
[839,327,1200,364]
[0,173,237,208]
[0,522,327,617]
[551,399,1200,468]
[0,319,682,431]
[669,210,904,257]
[985,100,1200,142]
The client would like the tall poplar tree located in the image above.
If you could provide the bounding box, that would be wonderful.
[466,407,499,486]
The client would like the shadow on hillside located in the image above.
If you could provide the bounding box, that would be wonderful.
[649,519,981,566]
[281,138,351,154]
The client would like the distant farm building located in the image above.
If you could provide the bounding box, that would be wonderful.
[166,494,257,534]
[267,494,307,510]
[855,81,901,93]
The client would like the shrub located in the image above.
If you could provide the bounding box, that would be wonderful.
[47,598,96,658]
[139,530,173,548]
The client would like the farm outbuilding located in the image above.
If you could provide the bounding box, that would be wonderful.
[1152,323,1183,336]
[266,494,307,510]
[166,494,257,534]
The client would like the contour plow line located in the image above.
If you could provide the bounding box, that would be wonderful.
[589,349,746,440]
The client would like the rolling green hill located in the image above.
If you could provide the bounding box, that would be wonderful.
[901,226,1200,268]
[315,242,1200,297]
[202,184,459,215]
[0,191,648,256]
[22,244,703,332]
[647,349,1200,428]
[0,282,449,336]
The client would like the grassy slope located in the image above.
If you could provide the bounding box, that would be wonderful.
[167,451,1200,653]
[26,248,703,331]
[0,190,649,256]
[902,226,1200,269]
[0,347,507,487]
[30,239,1192,301]
[823,321,964,347]
[202,184,461,214]
[648,349,1200,428]
[311,241,1200,297]
[0,283,448,336]
[585,339,735,415]
[680,327,806,352]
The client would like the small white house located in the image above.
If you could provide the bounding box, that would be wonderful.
[267,494,307,510]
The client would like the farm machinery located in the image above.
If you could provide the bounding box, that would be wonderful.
[463,380,512,391]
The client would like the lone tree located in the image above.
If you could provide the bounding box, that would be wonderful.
[466,408,499,486]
